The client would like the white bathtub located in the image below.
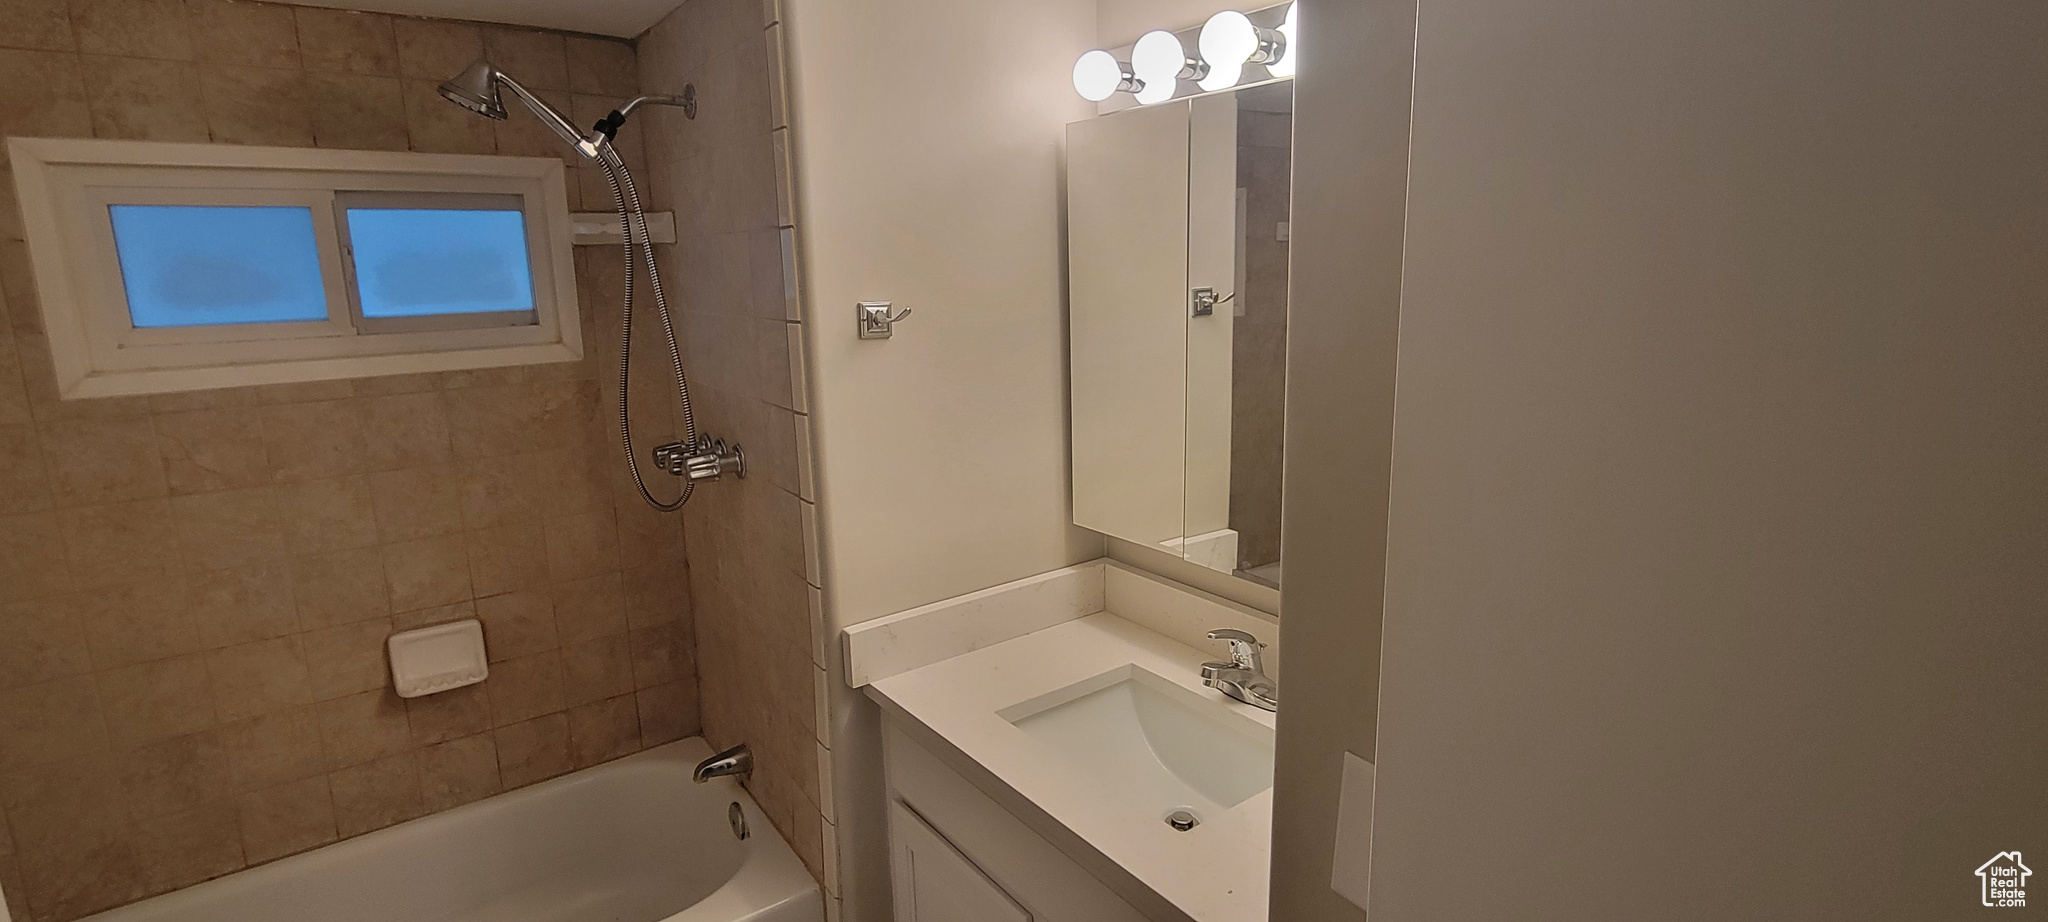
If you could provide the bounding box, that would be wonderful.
[81,739,822,922]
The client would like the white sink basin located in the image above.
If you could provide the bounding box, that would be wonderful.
[1000,664,1274,818]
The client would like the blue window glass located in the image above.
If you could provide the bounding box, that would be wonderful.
[343,208,536,319]
[108,205,330,328]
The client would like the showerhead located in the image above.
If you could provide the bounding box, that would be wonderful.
[438,59,694,161]
[437,59,506,120]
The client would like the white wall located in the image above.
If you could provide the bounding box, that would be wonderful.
[1097,0,1237,47]
[779,0,1102,918]
[1355,0,2048,917]
[1266,0,1412,919]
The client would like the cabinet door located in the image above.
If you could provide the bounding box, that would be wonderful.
[890,799,1031,922]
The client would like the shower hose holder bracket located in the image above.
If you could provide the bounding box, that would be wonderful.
[654,437,746,482]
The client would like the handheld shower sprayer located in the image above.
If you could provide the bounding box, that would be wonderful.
[439,61,736,512]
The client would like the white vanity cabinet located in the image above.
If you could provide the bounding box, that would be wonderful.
[883,724,1155,922]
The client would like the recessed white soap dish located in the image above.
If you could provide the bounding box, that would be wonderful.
[387,620,489,698]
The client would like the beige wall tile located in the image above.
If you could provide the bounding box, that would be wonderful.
[533,445,610,519]
[97,653,214,748]
[307,73,407,151]
[475,588,556,662]
[186,0,297,68]
[368,464,462,541]
[0,510,71,602]
[543,509,619,583]
[0,426,53,516]
[276,475,378,554]
[190,563,297,647]
[77,579,202,669]
[301,618,392,701]
[62,498,183,590]
[445,384,546,458]
[622,559,689,630]
[292,6,397,76]
[206,636,313,723]
[616,501,684,571]
[237,775,335,863]
[416,733,498,811]
[119,729,230,820]
[0,0,76,52]
[389,599,472,632]
[552,570,626,642]
[132,798,243,895]
[314,687,409,770]
[491,85,575,165]
[484,649,561,726]
[456,453,545,530]
[560,632,632,708]
[67,0,192,60]
[465,522,547,597]
[480,26,565,90]
[566,36,635,97]
[202,63,312,146]
[154,407,269,495]
[146,386,258,414]
[0,675,107,772]
[170,485,284,571]
[381,534,471,612]
[328,751,420,836]
[39,416,166,505]
[220,705,325,791]
[289,547,389,628]
[400,78,494,154]
[260,399,371,482]
[0,355,35,431]
[403,682,489,745]
[566,695,637,768]
[253,380,352,406]
[361,391,452,470]
[393,16,479,81]
[83,55,208,141]
[628,623,690,689]
[493,712,569,788]
[0,597,91,688]
[635,680,698,747]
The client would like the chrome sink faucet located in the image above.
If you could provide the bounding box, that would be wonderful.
[1201,629,1278,712]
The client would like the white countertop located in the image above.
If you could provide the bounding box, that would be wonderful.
[866,612,1275,922]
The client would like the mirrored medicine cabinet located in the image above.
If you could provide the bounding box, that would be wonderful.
[1067,78,1293,589]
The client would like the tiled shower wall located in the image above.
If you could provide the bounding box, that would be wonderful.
[637,0,834,903]
[0,4,699,920]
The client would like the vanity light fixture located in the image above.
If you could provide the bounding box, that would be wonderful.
[1266,3,1298,78]
[1198,9,1288,92]
[1073,49,1144,102]
[1130,30,1209,105]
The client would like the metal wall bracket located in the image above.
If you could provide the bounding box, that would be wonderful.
[856,301,912,339]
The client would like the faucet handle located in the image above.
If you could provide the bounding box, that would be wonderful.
[1207,628,1266,672]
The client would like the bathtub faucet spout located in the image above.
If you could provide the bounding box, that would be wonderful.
[693,744,752,784]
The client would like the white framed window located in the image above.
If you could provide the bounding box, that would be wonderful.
[7,138,583,399]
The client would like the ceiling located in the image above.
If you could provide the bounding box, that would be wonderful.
[286,0,678,38]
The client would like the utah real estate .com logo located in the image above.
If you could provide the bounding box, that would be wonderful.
[1977,852,2031,908]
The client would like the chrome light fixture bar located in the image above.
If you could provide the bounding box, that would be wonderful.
[1070,3,1296,105]
[1073,50,1144,102]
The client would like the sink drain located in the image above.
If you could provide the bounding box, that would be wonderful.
[1164,809,1200,832]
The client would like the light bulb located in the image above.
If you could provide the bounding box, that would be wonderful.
[1131,31,1186,104]
[1199,10,1257,92]
[1073,50,1134,102]
[1266,3,1297,78]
